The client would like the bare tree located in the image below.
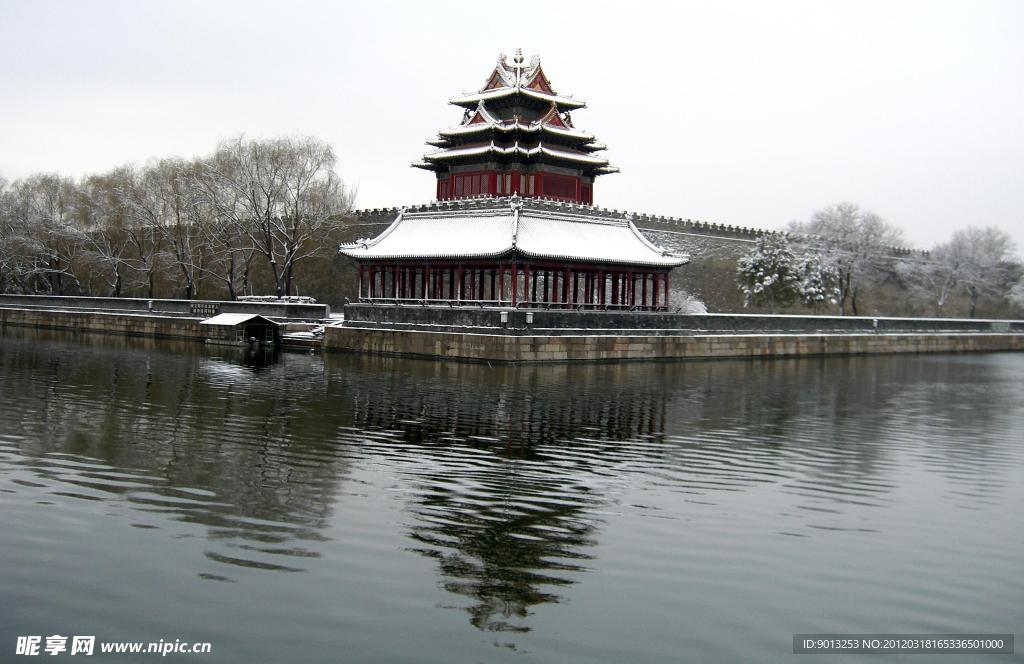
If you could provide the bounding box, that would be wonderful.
[947,227,1017,317]
[790,202,904,315]
[76,168,136,297]
[204,136,355,297]
[1009,276,1024,311]
[191,150,260,299]
[133,159,205,299]
[896,249,959,316]
[117,168,175,299]
[3,174,83,294]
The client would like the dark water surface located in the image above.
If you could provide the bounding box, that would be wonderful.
[1,329,1021,663]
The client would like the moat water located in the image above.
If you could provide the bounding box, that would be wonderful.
[1,328,1021,663]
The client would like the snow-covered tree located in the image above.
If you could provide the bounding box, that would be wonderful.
[897,226,1019,317]
[794,253,840,310]
[736,234,800,311]
[947,227,1017,317]
[1009,276,1024,311]
[789,202,904,316]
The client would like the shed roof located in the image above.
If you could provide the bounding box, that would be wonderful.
[200,313,280,327]
[339,198,688,268]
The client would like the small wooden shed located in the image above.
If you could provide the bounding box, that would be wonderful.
[200,313,280,346]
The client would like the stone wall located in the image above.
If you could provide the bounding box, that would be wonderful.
[0,294,329,320]
[341,304,1024,335]
[0,307,205,340]
[326,326,1024,363]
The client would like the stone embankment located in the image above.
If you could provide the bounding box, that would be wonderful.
[326,304,1024,363]
[0,295,329,341]
[3,297,1021,363]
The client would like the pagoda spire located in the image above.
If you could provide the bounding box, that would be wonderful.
[413,51,617,205]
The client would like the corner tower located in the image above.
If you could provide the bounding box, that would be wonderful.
[413,50,618,205]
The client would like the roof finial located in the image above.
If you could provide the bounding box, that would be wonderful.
[513,48,523,64]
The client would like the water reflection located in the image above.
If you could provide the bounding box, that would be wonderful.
[0,330,342,578]
[1,327,1022,647]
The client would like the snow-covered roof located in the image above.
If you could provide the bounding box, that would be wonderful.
[420,142,611,167]
[436,121,596,143]
[200,313,279,327]
[339,198,688,267]
[451,86,586,110]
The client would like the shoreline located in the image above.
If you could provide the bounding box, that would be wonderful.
[3,300,1022,364]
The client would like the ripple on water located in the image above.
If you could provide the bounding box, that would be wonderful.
[1,334,1022,663]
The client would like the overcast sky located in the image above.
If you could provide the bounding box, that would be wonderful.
[1,0,1021,252]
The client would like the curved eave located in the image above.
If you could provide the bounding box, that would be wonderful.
[514,248,688,268]
[341,247,516,261]
[341,244,686,267]
[437,123,596,143]
[420,144,611,168]
[450,87,586,110]
[623,220,690,267]
[411,160,444,172]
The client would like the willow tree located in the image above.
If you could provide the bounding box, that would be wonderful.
[2,174,83,295]
[203,136,355,298]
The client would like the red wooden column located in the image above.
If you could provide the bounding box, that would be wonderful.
[524,265,531,305]
[663,273,671,309]
[611,273,618,306]
[652,272,660,310]
[642,273,648,309]
[598,270,606,307]
[511,263,518,306]
[562,267,570,305]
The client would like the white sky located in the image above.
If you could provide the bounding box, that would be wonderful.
[1,0,1021,252]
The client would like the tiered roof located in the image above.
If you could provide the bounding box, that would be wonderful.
[414,50,617,176]
[340,196,687,268]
